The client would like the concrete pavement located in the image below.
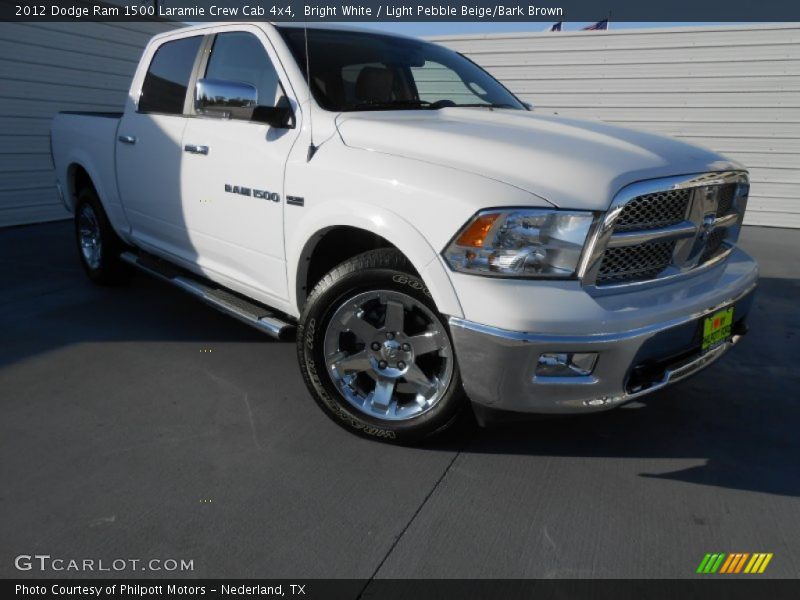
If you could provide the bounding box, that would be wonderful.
[1,222,798,580]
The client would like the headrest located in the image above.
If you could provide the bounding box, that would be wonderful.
[355,66,394,103]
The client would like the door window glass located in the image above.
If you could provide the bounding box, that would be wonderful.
[139,36,202,114]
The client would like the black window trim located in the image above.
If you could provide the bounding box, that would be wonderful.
[456,51,531,112]
[185,34,215,117]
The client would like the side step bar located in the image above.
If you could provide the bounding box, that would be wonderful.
[120,252,295,340]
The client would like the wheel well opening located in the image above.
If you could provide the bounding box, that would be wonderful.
[69,165,95,207]
[301,227,403,304]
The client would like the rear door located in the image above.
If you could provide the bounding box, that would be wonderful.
[179,29,300,302]
[115,34,203,259]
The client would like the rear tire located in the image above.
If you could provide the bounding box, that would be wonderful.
[297,249,465,443]
[74,187,129,285]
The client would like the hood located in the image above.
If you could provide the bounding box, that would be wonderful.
[335,109,742,210]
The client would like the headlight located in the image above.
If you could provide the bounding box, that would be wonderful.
[443,209,596,278]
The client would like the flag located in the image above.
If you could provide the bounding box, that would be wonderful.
[582,19,608,31]
[549,22,562,31]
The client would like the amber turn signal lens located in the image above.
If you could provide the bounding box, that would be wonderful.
[455,213,500,247]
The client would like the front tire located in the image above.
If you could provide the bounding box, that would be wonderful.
[74,187,129,285]
[297,249,465,443]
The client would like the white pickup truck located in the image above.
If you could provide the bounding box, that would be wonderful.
[51,22,758,442]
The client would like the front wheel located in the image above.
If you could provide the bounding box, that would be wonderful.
[297,249,465,443]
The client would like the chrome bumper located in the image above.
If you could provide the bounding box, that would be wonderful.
[448,260,757,414]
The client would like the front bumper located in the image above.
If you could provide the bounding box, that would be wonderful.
[448,247,758,414]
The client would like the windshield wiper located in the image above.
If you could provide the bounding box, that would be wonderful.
[450,103,517,109]
[345,100,519,112]
[346,99,435,111]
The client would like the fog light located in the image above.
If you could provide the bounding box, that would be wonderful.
[536,352,598,377]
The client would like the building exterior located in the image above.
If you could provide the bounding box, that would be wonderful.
[0,22,796,228]
[0,20,180,227]
[432,24,800,228]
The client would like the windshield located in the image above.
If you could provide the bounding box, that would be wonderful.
[278,27,526,112]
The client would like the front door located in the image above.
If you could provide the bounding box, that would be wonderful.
[179,30,299,303]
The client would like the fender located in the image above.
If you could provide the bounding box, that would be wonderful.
[287,199,463,319]
[64,151,133,244]
[62,151,106,212]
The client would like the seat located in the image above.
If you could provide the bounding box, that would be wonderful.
[354,66,395,103]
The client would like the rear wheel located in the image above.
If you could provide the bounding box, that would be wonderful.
[297,249,465,443]
[74,187,129,285]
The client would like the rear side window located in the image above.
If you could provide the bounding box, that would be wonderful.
[139,36,202,114]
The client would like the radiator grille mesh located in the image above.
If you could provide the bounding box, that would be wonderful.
[597,241,676,284]
[613,189,691,233]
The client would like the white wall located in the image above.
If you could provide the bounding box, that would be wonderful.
[2,22,797,229]
[431,24,800,228]
[0,21,179,228]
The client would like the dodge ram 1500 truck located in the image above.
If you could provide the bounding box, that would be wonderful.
[51,22,758,442]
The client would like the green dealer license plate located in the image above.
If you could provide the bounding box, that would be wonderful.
[702,306,734,352]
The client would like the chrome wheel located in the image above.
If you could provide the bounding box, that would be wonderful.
[78,203,102,270]
[323,290,454,421]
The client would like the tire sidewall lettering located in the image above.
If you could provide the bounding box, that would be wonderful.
[391,274,431,298]
[302,315,396,440]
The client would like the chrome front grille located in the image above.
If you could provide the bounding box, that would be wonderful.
[700,228,727,263]
[581,171,750,288]
[613,189,691,232]
[597,240,676,283]
[715,183,736,217]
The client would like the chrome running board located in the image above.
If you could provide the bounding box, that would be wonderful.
[120,251,294,340]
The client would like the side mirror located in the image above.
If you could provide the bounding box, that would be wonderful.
[195,78,257,118]
[252,105,294,129]
[195,79,294,128]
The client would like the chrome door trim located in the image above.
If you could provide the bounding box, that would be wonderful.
[195,78,257,115]
[184,144,209,155]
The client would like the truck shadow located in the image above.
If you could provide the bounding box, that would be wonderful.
[0,222,272,371]
[2,222,798,498]
[453,388,800,498]
[435,273,800,497]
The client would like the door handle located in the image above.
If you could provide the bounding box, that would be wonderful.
[184,144,209,155]
[118,135,137,145]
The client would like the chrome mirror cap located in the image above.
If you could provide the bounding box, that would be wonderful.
[195,78,257,116]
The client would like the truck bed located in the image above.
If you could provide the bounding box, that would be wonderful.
[50,111,122,215]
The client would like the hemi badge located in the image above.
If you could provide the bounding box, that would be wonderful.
[287,196,304,207]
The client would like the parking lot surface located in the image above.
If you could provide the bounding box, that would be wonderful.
[1,222,798,580]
